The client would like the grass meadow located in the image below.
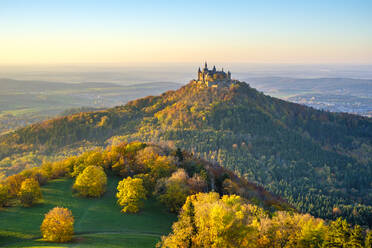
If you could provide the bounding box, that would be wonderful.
[0,177,176,247]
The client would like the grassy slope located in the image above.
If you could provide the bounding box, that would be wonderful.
[0,177,176,248]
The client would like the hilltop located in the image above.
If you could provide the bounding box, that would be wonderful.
[0,66,371,226]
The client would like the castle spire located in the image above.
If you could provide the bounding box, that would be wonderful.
[204,61,208,69]
[213,65,216,72]
[198,67,201,73]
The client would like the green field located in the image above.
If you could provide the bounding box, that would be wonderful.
[0,177,176,247]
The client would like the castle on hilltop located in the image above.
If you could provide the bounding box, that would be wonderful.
[192,62,236,87]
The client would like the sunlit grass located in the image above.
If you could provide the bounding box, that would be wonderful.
[0,177,176,247]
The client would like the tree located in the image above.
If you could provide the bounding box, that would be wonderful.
[155,169,190,212]
[158,197,196,248]
[20,168,49,185]
[116,177,147,213]
[348,225,364,248]
[6,174,25,197]
[157,180,189,213]
[322,218,350,248]
[365,230,372,248]
[0,184,10,207]
[18,178,42,207]
[175,148,184,162]
[73,166,107,198]
[41,207,74,243]
[159,192,257,248]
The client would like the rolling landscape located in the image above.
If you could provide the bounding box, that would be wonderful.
[1,0,372,247]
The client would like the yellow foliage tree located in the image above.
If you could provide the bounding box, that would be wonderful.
[41,207,74,243]
[160,191,331,248]
[73,166,107,198]
[116,177,147,213]
[18,178,42,207]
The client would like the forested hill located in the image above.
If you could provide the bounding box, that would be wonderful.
[1,80,371,226]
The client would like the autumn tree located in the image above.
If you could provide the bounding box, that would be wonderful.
[0,184,9,207]
[155,169,190,212]
[71,149,106,177]
[365,230,372,248]
[41,161,69,179]
[18,178,42,207]
[116,177,147,213]
[348,225,364,248]
[73,166,107,197]
[159,192,259,248]
[20,167,48,185]
[6,174,25,197]
[322,218,350,248]
[41,207,74,243]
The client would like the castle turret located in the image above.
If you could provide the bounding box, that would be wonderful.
[228,71,231,79]
[213,65,216,72]
[204,62,208,70]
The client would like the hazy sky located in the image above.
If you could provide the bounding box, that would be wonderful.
[1,0,372,65]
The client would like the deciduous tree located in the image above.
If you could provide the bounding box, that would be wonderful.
[18,178,42,207]
[41,207,74,243]
[73,165,107,197]
[116,177,147,213]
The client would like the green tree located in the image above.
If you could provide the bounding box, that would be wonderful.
[18,178,42,207]
[0,184,10,207]
[175,148,184,162]
[116,177,147,213]
[73,166,107,197]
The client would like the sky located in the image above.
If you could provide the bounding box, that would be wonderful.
[1,0,372,65]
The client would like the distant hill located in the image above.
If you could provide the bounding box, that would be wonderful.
[0,80,371,226]
[0,78,181,135]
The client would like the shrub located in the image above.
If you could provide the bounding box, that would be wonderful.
[41,207,74,243]
[73,166,107,197]
[18,178,42,207]
[116,177,147,213]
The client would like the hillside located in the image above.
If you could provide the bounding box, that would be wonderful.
[0,142,290,247]
[0,78,180,135]
[0,80,371,225]
[0,177,175,247]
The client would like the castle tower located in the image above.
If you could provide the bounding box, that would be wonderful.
[204,62,208,70]
[213,65,216,72]
[228,71,231,80]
